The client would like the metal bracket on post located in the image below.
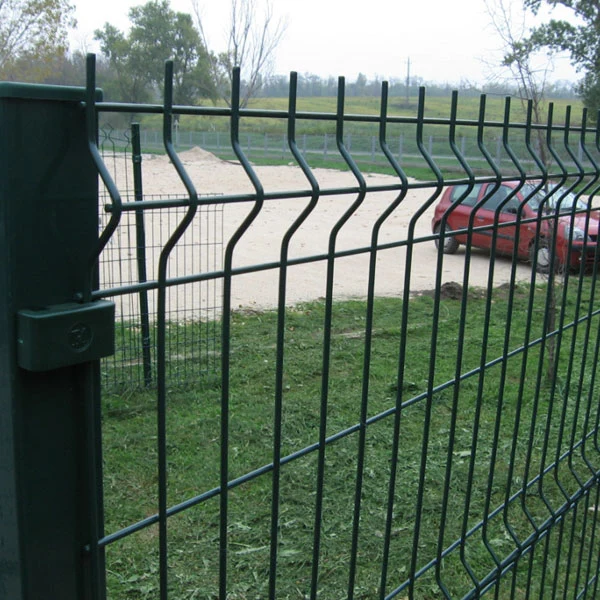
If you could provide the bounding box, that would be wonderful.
[17,301,115,372]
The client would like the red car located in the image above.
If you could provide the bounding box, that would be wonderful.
[431,181,600,273]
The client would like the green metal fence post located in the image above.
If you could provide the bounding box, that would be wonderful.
[0,82,107,599]
[131,123,153,387]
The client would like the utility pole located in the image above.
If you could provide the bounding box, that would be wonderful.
[406,57,411,104]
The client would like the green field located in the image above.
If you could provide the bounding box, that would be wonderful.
[135,93,585,134]
[100,92,588,184]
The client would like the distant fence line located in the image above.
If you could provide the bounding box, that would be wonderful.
[99,126,587,172]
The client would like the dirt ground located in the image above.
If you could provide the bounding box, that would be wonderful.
[103,147,534,315]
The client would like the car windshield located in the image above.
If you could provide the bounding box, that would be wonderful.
[547,190,588,212]
[522,184,548,211]
[523,184,588,212]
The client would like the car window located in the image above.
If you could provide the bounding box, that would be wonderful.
[522,183,547,211]
[523,184,588,213]
[548,190,588,212]
[449,184,482,207]
[480,185,513,211]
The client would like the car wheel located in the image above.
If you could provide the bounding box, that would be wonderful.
[529,239,552,274]
[434,223,459,254]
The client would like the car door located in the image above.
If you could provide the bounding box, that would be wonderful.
[472,184,519,255]
[443,183,483,244]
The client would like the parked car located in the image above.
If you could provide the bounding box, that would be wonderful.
[431,181,599,273]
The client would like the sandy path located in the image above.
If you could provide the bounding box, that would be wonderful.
[101,148,533,315]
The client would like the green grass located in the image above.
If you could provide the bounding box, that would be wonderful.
[102,279,600,599]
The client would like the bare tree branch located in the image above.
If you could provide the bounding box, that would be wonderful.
[192,0,286,107]
[484,0,552,116]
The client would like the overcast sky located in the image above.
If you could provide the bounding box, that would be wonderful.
[70,0,580,86]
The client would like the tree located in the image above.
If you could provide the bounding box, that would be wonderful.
[0,0,76,81]
[353,72,368,96]
[95,0,216,104]
[193,0,286,107]
[485,0,551,165]
[95,23,150,104]
[521,0,600,114]
[486,0,561,381]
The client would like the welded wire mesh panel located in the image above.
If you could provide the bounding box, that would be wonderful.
[97,128,223,390]
[85,59,600,599]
